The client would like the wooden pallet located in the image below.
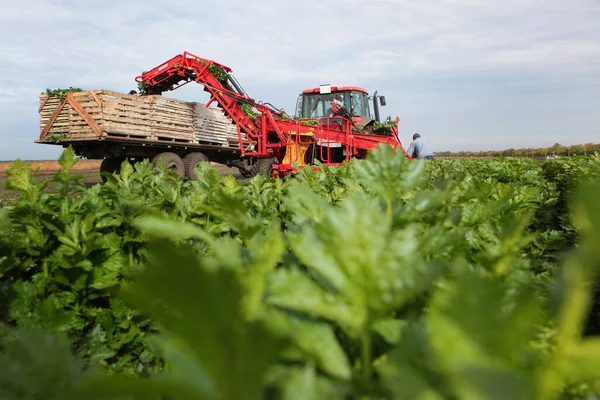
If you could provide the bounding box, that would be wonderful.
[39,90,246,147]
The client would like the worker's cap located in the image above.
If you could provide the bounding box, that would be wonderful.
[413,133,420,140]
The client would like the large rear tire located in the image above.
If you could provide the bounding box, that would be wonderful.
[152,152,185,177]
[183,152,210,180]
[100,157,123,183]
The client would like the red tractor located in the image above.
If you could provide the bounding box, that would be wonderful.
[136,51,410,177]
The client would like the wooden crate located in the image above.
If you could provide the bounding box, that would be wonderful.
[39,91,104,140]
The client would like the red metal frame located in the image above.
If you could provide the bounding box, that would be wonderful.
[135,51,410,176]
[302,86,369,94]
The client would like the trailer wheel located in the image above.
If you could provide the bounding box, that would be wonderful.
[152,152,185,177]
[100,157,123,182]
[183,152,210,180]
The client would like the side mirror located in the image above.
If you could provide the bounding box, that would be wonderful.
[379,96,386,106]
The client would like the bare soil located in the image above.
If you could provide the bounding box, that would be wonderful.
[0,160,242,207]
[0,160,102,174]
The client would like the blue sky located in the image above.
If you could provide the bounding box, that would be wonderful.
[1,0,599,160]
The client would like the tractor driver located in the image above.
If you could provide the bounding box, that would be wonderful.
[328,94,346,116]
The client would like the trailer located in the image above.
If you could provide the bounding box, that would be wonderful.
[37,89,255,179]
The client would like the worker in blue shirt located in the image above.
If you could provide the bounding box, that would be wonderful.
[406,133,435,160]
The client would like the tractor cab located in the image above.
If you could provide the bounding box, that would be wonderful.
[294,84,387,123]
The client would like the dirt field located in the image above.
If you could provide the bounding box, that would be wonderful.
[0,170,101,207]
[0,159,241,207]
[0,159,238,175]
[0,160,103,174]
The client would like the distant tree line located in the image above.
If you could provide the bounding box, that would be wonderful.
[437,142,600,158]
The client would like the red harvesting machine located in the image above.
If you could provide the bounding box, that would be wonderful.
[135,51,410,177]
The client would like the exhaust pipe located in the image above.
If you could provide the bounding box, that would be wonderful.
[373,90,380,122]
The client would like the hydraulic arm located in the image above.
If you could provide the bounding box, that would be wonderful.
[136,52,262,142]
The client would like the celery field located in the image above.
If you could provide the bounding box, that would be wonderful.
[1,146,600,400]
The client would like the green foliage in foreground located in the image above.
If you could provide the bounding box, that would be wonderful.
[1,147,600,399]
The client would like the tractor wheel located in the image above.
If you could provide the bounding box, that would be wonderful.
[239,168,254,178]
[100,157,123,182]
[152,152,185,177]
[236,160,255,178]
[183,152,210,180]
[252,157,278,178]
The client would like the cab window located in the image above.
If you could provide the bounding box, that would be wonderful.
[302,94,334,118]
[295,95,303,118]
[350,92,370,117]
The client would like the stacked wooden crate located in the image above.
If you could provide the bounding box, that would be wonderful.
[39,90,240,146]
[98,91,153,138]
[153,96,195,142]
[39,90,157,141]
[191,102,239,146]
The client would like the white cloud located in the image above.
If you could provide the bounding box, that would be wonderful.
[0,0,598,159]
